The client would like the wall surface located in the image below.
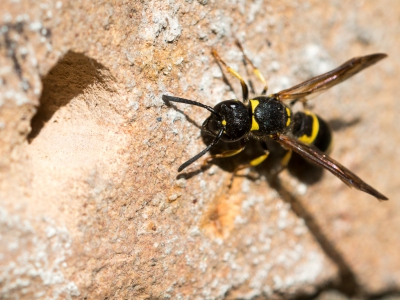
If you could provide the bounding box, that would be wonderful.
[1,0,399,299]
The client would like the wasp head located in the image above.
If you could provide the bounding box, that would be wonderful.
[203,100,251,142]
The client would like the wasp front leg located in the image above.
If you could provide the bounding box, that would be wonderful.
[211,49,250,104]
[202,139,247,168]
[235,40,269,95]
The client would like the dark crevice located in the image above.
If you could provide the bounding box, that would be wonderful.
[28,51,107,142]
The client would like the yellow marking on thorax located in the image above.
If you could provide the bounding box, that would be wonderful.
[298,110,319,145]
[285,107,291,127]
[250,99,260,131]
[222,120,227,126]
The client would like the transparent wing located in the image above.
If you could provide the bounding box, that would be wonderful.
[272,134,388,200]
[276,53,387,101]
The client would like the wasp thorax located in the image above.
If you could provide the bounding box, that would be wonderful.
[203,100,251,142]
[251,97,291,136]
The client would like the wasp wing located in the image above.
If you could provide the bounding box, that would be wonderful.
[276,53,387,101]
[272,134,388,200]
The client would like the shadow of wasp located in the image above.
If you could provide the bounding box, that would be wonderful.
[163,41,388,201]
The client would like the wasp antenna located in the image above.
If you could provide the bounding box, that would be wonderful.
[178,128,224,172]
[162,95,221,118]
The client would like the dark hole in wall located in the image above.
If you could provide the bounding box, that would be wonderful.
[28,51,107,142]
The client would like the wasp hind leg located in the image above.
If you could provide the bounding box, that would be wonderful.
[235,40,269,95]
[229,141,270,183]
[271,149,293,177]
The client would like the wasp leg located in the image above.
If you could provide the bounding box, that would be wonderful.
[228,148,270,187]
[233,141,270,174]
[235,40,269,95]
[202,140,247,168]
[272,149,293,176]
[234,151,270,172]
[211,49,249,103]
[290,97,312,110]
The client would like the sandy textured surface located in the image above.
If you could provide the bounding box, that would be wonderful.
[1,1,399,299]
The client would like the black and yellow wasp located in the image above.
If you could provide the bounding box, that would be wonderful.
[163,42,388,200]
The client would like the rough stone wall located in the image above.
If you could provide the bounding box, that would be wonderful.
[0,0,399,299]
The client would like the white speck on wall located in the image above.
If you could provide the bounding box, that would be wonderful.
[269,60,280,72]
[267,189,279,199]
[222,252,230,261]
[144,91,162,108]
[209,10,232,39]
[241,195,261,212]
[247,0,263,23]
[18,46,28,56]
[189,226,201,236]
[296,183,307,195]
[175,178,187,188]
[199,260,207,273]
[248,268,269,290]
[294,218,307,236]
[199,180,207,190]
[164,246,172,255]
[269,75,291,94]
[29,21,42,31]
[241,179,250,193]
[211,278,219,288]
[199,69,213,93]
[277,204,289,229]
[45,226,57,238]
[174,57,184,65]
[65,282,80,297]
[165,16,182,42]
[168,193,181,201]
[124,50,135,66]
[290,251,324,284]
[128,99,139,111]
[5,90,29,106]
[2,13,12,23]
[208,165,217,175]
[234,214,248,225]
[16,14,29,23]
[302,44,333,77]
[273,275,283,290]
[210,64,222,78]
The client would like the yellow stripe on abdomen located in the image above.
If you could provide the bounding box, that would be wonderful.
[298,111,319,145]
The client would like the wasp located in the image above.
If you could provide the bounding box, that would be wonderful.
[163,42,388,200]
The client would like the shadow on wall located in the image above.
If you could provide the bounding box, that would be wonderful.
[28,51,107,142]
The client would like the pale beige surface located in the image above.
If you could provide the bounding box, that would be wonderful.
[0,0,399,299]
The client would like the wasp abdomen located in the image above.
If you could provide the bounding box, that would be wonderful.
[292,111,333,153]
